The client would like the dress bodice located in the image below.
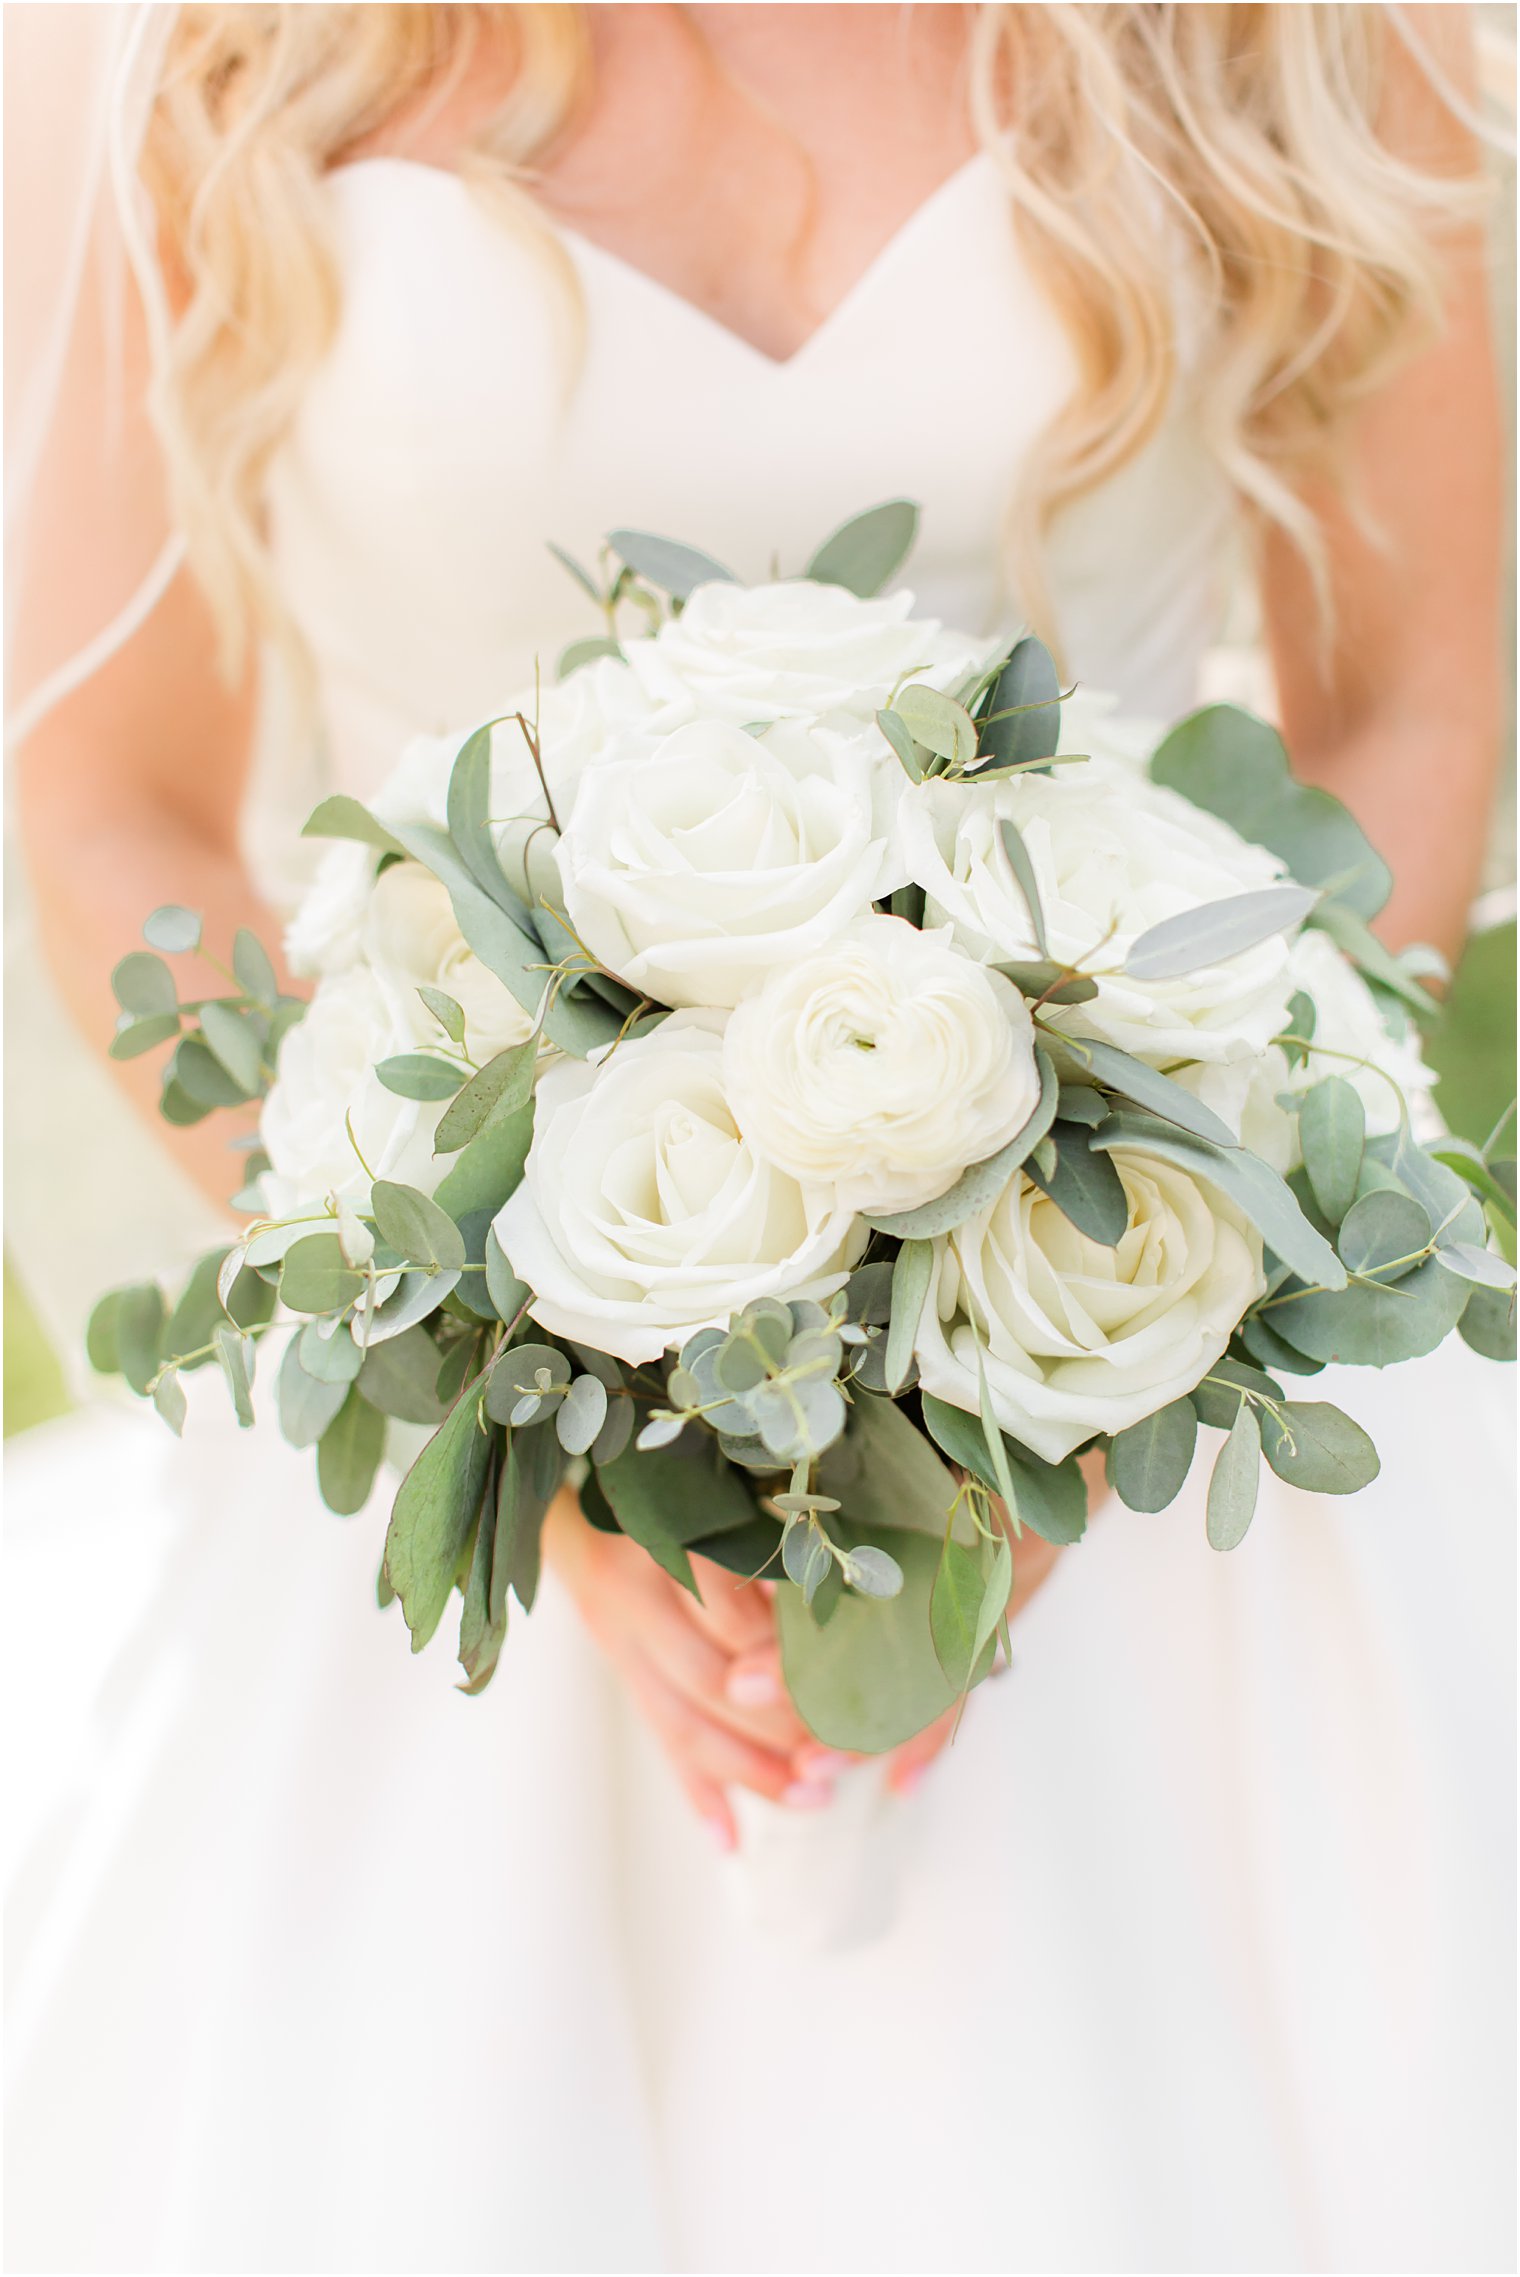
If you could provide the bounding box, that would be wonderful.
[265,152,1236,804]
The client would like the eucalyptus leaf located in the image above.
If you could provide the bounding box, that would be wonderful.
[1065,1039,1237,1147]
[280,1234,367,1317]
[917,1394,1087,1545]
[152,1370,187,1437]
[893,684,977,767]
[605,528,737,598]
[1206,1402,1261,1550]
[556,1373,609,1455]
[1109,1400,1197,1512]
[495,1425,564,1616]
[434,1100,534,1220]
[446,723,514,907]
[1433,1240,1516,1292]
[301,795,405,855]
[1091,1111,1347,1292]
[1458,1283,1517,1361]
[1124,885,1317,981]
[805,499,918,595]
[356,1326,450,1426]
[370,1181,467,1274]
[116,1283,165,1397]
[112,951,177,1018]
[884,1240,933,1393]
[215,1324,256,1428]
[376,1053,463,1102]
[109,1011,181,1061]
[168,1034,248,1108]
[558,636,624,680]
[1267,1253,1466,1367]
[297,1317,363,1384]
[198,1001,263,1096]
[838,1544,903,1599]
[996,817,1048,956]
[930,1538,986,1689]
[976,636,1061,772]
[1300,1076,1365,1226]
[1189,1356,1282,1432]
[86,1291,122,1376]
[363,1266,461,1345]
[1258,1401,1380,1494]
[457,1491,506,1695]
[1024,1122,1129,1245]
[874,707,925,782]
[546,539,603,605]
[418,987,466,1044]
[143,904,203,954]
[277,1333,350,1448]
[1310,900,1437,1018]
[384,1371,493,1650]
[815,1392,969,1544]
[483,1227,530,1324]
[995,962,1098,1007]
[434,1042,536,1153]
[1337,1189,1432,1278]
[232,928,278,1007]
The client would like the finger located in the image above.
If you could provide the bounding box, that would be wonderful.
[675,1767,738,1854]
[685,1554,777,1654]
[624,1657,817,1808]
[886,1705,957,1797]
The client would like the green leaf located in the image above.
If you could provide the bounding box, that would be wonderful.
[86,1290,122,1376]
[995,816,1048,957]
[232,927,278,1006]
[152,1370,187,1436]
[1067,1039,1237,1147]
[874,707,926,782]
[885,1239,933,1393]
[892,684,977,767]
[277,1331,350,1449]
[546,540,603,605]
[1310,901,1437,1019]
[383,1371,494,1650]
[457,1489,506,1694]
[557,636,624,680]
[995,961,1099,1008]
[198,1001,263,1096]
[1337,1189,1431,1277]
[1124,885,1318,980]
[556,1373,608,1454]
[840,1544,903,1599]
[804,499,918,596]
[370,1181,467,1273]
[1269,1253,1467,1366]
[300,794,404,855]
[112,951,177,1018]
[418,987,466,1044]
[1025,1122,1129,1245]
[1190,1356,1282,1431]
[158,1077,212,1126]
[1206,1402,1261,1550]
[1091,1111,1348,1292]
[484,1342,569,1426]
[297,1318,364,1383]
[116,1283,165,1396]
[1459,1283,1517,1361]
[356,1325,450,1425]
[434,1100,534,1221]
[814,1392,967,1541]
[596,1433,758,1592]
[1300,1076,1365,1225]
[108,1011,181,1061]
[280,1234,367,1316]
[973,1536,1013,1672]
[865,1046,1058,1237]
[1151,704,1391,920]
[930,1538,987,1689]
[446,724,510,907]
[434,1042,536,1154]
[605,528,737,598]
[976,637,1061,772]
[1259,1401,1380,1494]
[165,1034,248,1108]
[1434,1240,1517,1292]
[1109,1400,1197,1512]
[375,1053,463,1102]
[917,1393,1087,1544]
[495,1424,564,1616]
[214,1324,256,1427]
[1237,1311,1326,1378]
[143,905,202,954]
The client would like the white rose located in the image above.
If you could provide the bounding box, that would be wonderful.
[1173,1052,1296,1175]
[260,966,445,1218]
[1056,688,1160,771]
[900,759,1296,1065]
[494,1010,864,1364]
[1286,927,1436,1139]
[915,1142,1265,1464]
[625,579,993,728]
[362,861,536,1061]
[556,713,906,1010]
[284,840,376,980]
[723,915,1043,1213]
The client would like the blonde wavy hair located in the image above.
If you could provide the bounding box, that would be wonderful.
[140,2,1489,681]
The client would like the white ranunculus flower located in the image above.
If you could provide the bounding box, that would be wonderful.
[625,579,994,728]
[494,1010,864,1365]
[284,840,377,980]
[900,759,1297,1066]
[723,916,1043,1213]
[362,861,536,1061]
[260,966,445,1219]
[557,713,906,1009]
[1286,927,1436,1139]
[914,1143,1265,1465]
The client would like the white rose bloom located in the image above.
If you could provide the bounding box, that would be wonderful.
[494,1010,864,1365]
[557,713,906,1009]
[1056,688,1159,771]
[284,840,376,979]
[915,1144,1265,1465]
[1173,1052,1296,1175]
[1286,927,1436,1138]
[625,579,994,728]
[724,916,1043,1213]
[362,861,536,1061]
[260,966,445,1219]
[900,759,1296,1065]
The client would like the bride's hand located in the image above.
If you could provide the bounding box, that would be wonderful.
[543,1487,836,1850]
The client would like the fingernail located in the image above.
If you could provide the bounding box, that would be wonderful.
[892,1765,928,1799]
[796,1749,850,1782]
[782,1781,833,1810]
[704,1813,737,1853]
[726,1666,780,1708]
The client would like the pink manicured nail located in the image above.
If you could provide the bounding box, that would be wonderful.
[704,1813,737,1853]
[782,1781,833,1810]
[892,1765,928,1798]
[726,1666,780,1708]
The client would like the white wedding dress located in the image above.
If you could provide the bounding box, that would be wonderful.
[6,152,1515,2276]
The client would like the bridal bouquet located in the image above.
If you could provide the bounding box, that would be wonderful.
[91,504,1516,1748]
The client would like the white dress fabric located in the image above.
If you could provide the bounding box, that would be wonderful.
[5,152,1515,2275]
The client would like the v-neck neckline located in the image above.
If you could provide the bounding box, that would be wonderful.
[330,150,996,371]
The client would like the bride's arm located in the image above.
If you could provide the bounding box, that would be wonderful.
[1260,5,1503,967]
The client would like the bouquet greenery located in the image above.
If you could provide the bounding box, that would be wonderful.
[90,503,1517,1750]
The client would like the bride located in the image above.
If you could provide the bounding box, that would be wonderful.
[6,5,1513,2270]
